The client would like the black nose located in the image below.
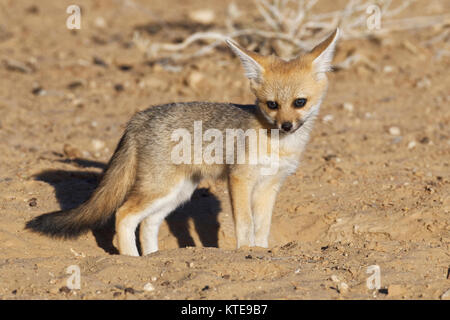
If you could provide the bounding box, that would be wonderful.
[281,122,293,132]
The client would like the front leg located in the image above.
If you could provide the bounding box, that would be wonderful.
[228,173,255,248]
[252,176,283,248]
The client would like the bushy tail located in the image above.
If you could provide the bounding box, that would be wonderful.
[26,133,137,238]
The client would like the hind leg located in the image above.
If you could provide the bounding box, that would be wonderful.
[140,178,198,255]
[115,193,156,256]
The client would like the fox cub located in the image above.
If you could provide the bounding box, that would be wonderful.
[26,29,339,256]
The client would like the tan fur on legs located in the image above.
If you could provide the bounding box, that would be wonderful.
[252,177,282,248]
[228,172,256,248]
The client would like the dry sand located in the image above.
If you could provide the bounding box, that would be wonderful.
[0,0,449,299]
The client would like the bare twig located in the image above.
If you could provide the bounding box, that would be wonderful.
[130,0,449,63]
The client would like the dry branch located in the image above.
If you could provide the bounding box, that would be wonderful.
[129,0,449,63]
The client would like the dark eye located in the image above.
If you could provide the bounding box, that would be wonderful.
[266,101,278,110]
[293,98,307,108]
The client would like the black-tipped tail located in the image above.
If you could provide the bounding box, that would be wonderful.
[25,208,95,239]
[26,128,138,240]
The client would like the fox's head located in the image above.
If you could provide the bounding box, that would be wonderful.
[226,29,339,133]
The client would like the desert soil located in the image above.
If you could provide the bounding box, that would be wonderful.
[0,0,449,300]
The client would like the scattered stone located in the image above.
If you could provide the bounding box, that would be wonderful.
[118,64,133,71]
[26,5,39,14]
[388,126,401,136]
[323,154,337,162]
[415,77,431,89]
[408,140,417,149]
[143,283,155,292]
[419,137,430,144]
[63,143,81,159]
[113,291,122,297]
[342,102,354,112]
[322,114,333,123]
[245,254,253,259]
[222,274,230,280]
[201,285,210,291]
[93,56,108,67]
[383,65,394,73]
[378,288,388,295]
[94,17,107,29]
[91,139,105,151]
[114,83,124,92]
[188,9,215,25]
[31,86,44,95]
[59,286,71,294]
[67,80,84,90]
[28,198,37,207]
[124,287,135,294]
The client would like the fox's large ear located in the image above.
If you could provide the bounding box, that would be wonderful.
[226,39,264,82]
[309,28,339,76]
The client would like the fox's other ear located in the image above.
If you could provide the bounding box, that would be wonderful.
[226,39,264,82]
[309,28,339,75]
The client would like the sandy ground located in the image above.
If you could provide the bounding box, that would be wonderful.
[0,0,449,300]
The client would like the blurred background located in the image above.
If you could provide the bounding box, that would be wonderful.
[0,0,448,299]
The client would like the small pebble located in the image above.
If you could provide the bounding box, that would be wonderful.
[415,77,431,89]
[408,141,416,149]
[383,65,394,73]
[28,198,37,207]
[94,17,107,28]
[419,137,430,144]
[322,114,334,123]
[389,126,401,136]
[93,56,108,67]
[124,287,135,294]
[114,83,124,92]
[92,139,105,151]
[188,9,215,25]
[343,102,354,112]
[63,144,81,158]
[67,81,84,90]
[31,86,44,95]
[59,286,71,294]
[143,283,155,292]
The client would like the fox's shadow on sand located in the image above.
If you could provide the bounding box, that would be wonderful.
[34,158,221,255]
